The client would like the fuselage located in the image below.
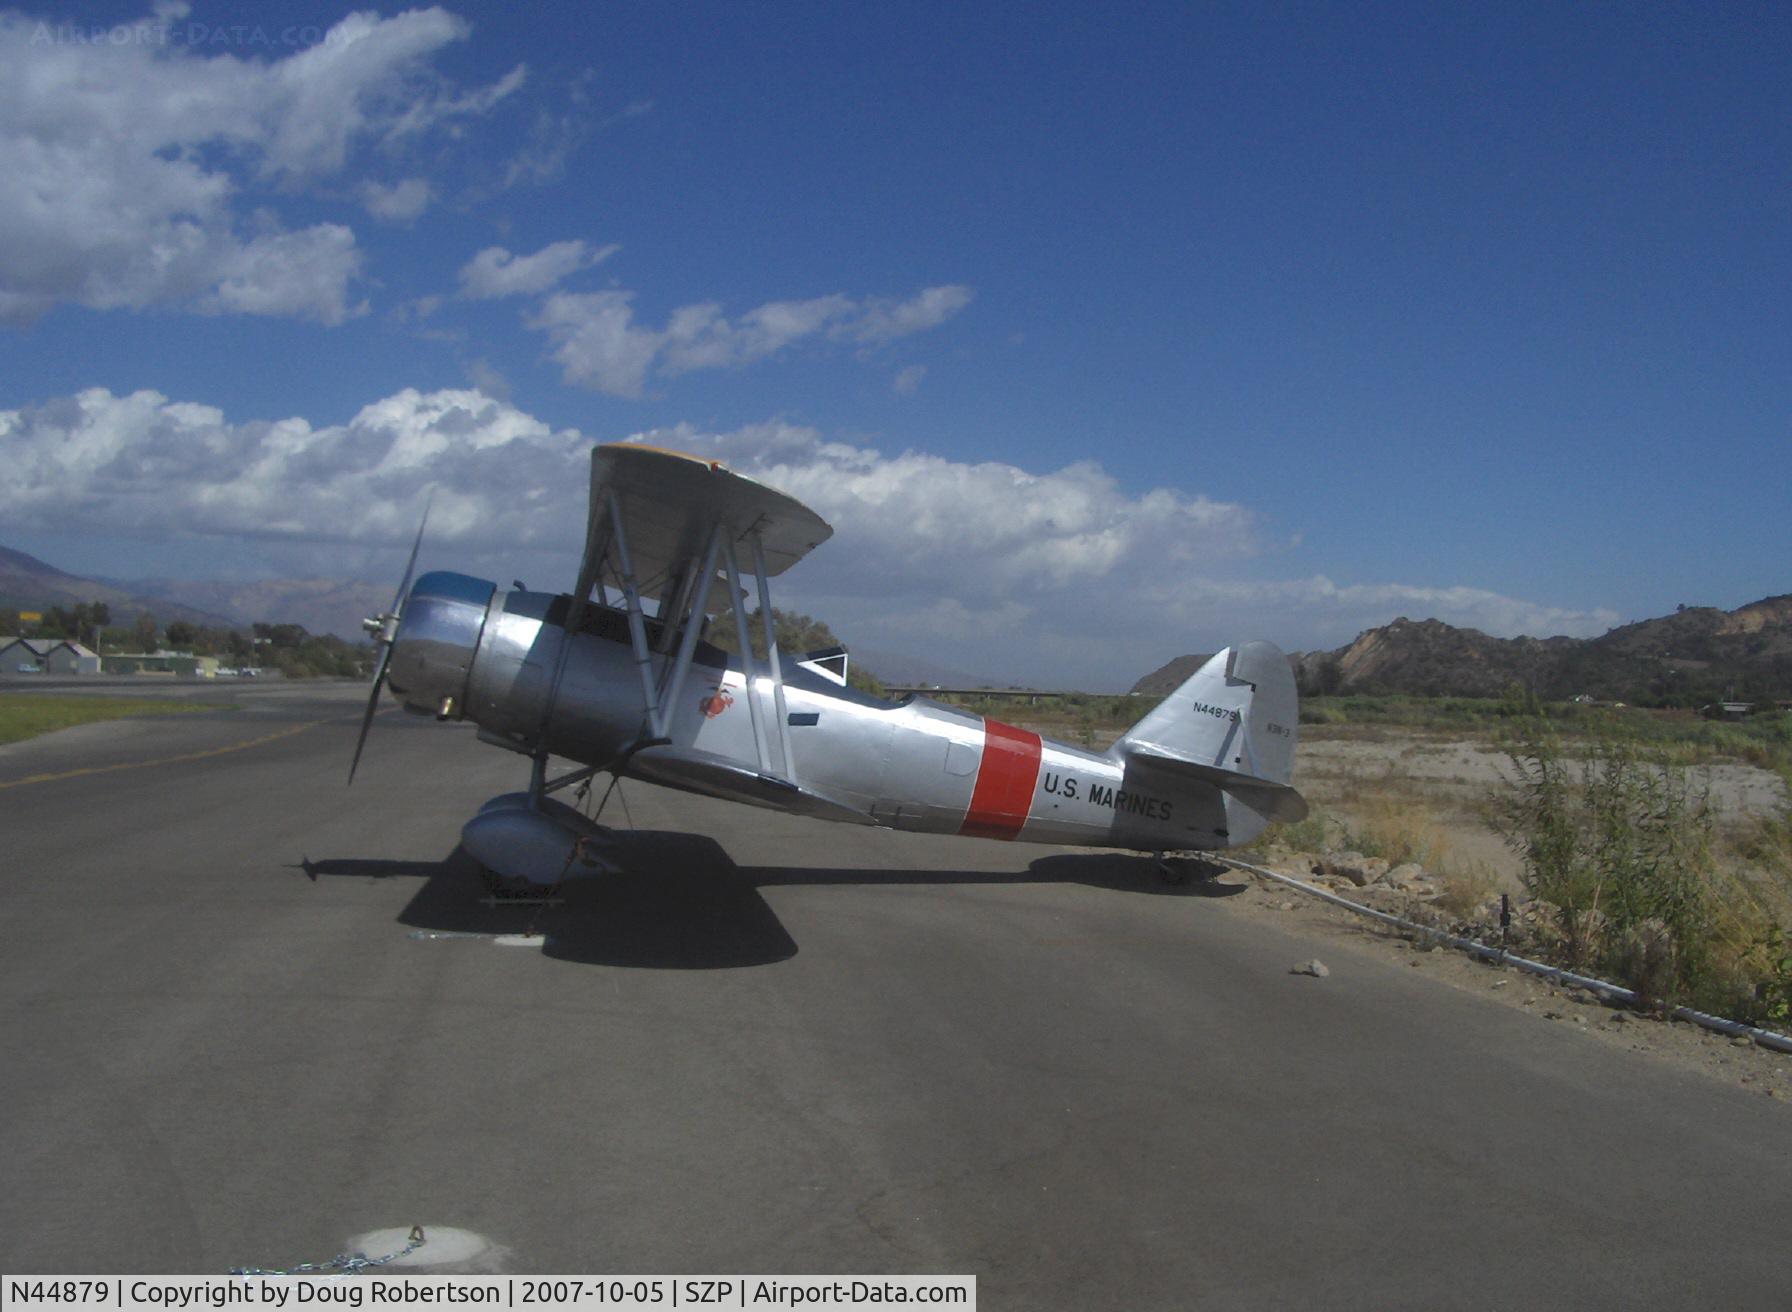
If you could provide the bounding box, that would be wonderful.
[387,572,1260,853]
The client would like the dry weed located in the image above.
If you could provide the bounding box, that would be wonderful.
[1434,862,1501,921]
[1345,794,1452,871]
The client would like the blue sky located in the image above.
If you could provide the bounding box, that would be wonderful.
[2,2,1787,686]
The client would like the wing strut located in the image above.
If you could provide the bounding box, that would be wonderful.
[563,509,610,642]
[720,535,775,776]
[557,444,832,798]
[660,523,722,724]
[751,531,797,787]
[654,561,700,654]
[607,488,664,741]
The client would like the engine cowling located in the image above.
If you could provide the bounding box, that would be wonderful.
[386,571,495,716]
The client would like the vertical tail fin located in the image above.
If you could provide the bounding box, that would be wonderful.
[1115,641,1299,787]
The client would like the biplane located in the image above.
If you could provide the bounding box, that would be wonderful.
[352,444,1307,887]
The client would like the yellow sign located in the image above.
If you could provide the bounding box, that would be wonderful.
[18,611,42,623]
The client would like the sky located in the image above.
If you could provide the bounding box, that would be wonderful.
[1,1,1787,688]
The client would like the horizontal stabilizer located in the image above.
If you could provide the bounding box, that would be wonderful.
[1225,784,1310,825]
[1124,741,1294,792]
[626,744,878,826]
[1122,742,1310,824]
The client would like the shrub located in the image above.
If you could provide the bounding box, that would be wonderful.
[1273,808,1331,853]
[1494,713,1720,1002]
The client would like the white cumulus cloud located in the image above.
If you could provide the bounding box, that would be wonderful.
[619,422,1257,601]
[838,285,976,344]
[530,284,974,396]
[0,386,1620,686]
[1128,574,1620,652]
[360,177,433,222]
[528,291,663,397]
[0,7,522,325]
[457,240,617,299]
[0,386,587,555]
[197,221,366,324]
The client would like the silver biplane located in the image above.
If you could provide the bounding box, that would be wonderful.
[352,444,1307,887]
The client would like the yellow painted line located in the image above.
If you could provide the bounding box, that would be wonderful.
[0,719,323,791]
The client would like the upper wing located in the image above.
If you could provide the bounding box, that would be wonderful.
[572,443,834,607]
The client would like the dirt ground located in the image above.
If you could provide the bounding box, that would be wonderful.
[1226,726,1792,1104]
[1295,728,1790,893]
[1013,712,1792,1103]
[1200,854,1792,1107]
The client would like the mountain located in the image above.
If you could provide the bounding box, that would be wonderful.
[0,546,236,628]
[1548,597,1792,703]
[116,577,391,642]
[1129,652,1219,698]
[1322,618,1577,698]
[2,543,390,639]
[1130,595,1792,705]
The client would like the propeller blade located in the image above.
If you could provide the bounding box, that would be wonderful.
[349,494,432,786]
[348,641,394,785]
[389,493,433,616]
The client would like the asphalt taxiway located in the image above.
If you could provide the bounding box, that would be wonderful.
[2,683,1789,1306]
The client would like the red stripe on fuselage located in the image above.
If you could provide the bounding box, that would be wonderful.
[959,718,1043,840]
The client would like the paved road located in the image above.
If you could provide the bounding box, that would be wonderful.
[2,687,1789,1307]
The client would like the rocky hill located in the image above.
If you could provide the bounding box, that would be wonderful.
[1130,652,1221,698]
[1131,595,1792,706]
[1322,618,1577,698]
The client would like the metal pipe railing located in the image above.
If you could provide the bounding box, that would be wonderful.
[1215,854,1792,1056]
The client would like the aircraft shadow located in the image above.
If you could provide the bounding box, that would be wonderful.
[754,851,1243,899]
[301,835,1241,971]
[307,834,800,970]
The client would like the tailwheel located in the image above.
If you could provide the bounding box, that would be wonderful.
[1155,852,1218,886]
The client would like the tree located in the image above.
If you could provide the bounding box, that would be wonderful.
[165,620,197,649]
[1296,653,1343,699]
[707,607,886,696]
[48,602,103,646]
[254,621,309,649]
[133,612,158,652]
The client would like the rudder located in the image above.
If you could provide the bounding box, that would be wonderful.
[1114,641,1299,787]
